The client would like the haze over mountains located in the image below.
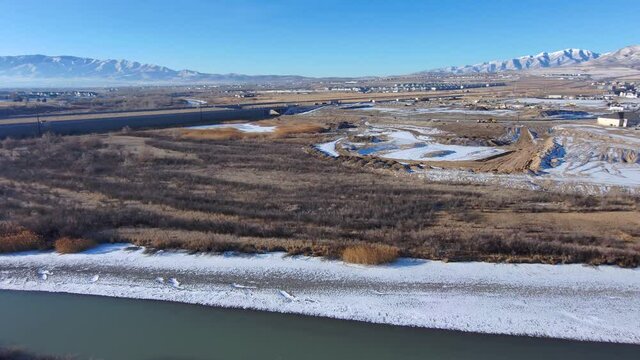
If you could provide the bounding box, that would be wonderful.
[0,45,638,86]
[0,55,307,86]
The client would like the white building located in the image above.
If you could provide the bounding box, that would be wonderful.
[619,91,638,99]
[597,112,640,127]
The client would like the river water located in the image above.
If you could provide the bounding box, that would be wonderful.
[0,291,637,360]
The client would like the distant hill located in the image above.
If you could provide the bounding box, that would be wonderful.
[584,45,640,69]
[428,49,601,74]
[0,55,309,86]
[3,45,639,87]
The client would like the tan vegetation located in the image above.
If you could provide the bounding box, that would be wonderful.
[0,222,45,253]
[180,122,325,141]
[342,244,400,265]
[54,237,97,254]
[181,127,248,140]
[0,129,638,266]
[272,123,326,137]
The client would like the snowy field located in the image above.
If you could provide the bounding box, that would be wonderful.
[188,123,276,133]
[507,98,608,109]
[315,123,640,194]
[324,124,506,162]
[315,138,342,157]
[361,106,517,116]
[383,143,505,162]
[540,125,640,189]
[1,244,638,344]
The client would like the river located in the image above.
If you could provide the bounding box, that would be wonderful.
[0,291,638,360]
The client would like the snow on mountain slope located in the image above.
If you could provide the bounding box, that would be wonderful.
[431,48,600,74]
[0,55,179,80]
[0,55,307,85]
[585,45,640,69]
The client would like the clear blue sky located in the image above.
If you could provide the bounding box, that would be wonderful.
[2,0,639,77]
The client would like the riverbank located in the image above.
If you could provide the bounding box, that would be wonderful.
[1,244,639,344]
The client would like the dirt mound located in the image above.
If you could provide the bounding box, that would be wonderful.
[600,148,639,164]
[444,127,544,174]
[529,137,563,171]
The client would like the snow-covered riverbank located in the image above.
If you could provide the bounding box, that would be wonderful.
[1,244,638,344]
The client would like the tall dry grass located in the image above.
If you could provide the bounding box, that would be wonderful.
[342,244,400,265]
[54,237,97,254]
[0,222,46,253]
[272,123,325,137]
[180,128,248,140]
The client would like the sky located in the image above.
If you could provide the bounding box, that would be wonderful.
[1,0,639,77]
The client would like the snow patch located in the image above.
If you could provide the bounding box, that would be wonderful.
[1,244,639,344]
[188,123,276,133]
[315,138,342,157]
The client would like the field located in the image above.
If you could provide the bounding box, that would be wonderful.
[1,111,639,266]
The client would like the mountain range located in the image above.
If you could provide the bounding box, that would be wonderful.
[1,45,639,86]
[429,45,640,74]
[0,55,307,86]
[431,49,600,74]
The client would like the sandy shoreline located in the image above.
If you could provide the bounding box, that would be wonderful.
[1,244,638,344]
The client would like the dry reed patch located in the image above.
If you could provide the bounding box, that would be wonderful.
[272,123,326,138]
[179,123,324,140]
[0,222,45,253]
[342,244,400,265]
[54,237,97,254]
[180,128,251,140]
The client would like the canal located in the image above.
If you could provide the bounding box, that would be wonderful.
[0,291,637,360]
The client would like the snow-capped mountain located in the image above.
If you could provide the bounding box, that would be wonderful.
[0,55,179,80]
[0,55,307,86]
[431,49,600,74]
[584,45,640,69]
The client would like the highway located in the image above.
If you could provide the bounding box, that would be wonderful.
[0,106,289,138]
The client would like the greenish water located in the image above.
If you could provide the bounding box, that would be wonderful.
[0,290,638,360]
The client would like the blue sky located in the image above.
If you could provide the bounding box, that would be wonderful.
[1,0,639,77]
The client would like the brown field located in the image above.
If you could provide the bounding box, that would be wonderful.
[0,117,639,266]
[181,127,249,140]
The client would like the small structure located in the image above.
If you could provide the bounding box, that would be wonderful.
[597,112,640,127]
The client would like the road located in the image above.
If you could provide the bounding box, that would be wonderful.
[0,106,288,138]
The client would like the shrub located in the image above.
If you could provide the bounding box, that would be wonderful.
[0,222,46,253]
[342,244,400,265]
[54,237,97,254]
[180,128,247,140]
[272,123,325,137]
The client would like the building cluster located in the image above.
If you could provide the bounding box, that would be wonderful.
[593,81,638,98]
[324,82,505,93]
[3,90,98,102]
[611,82,638,98]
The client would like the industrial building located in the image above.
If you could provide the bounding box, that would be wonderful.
[596,111,640,127]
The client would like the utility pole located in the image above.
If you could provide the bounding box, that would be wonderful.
[35,103,41,137]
